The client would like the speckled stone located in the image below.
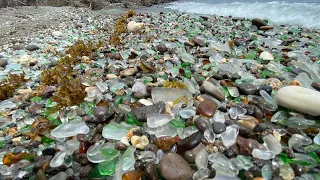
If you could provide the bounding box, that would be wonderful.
[159,153,192,180]
[264,78,283,90]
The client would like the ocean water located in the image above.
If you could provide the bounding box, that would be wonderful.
[164,0,320,29]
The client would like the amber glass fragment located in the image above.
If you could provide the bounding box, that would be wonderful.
[3,152,29,166]
[122,169,143,180]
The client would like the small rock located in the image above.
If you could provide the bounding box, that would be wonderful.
[259,26,274,30]
[145,162,160,180]
[127,21,145,32]
[155,136,175,151]
[184,150,196,164]
[28,104,43,116]
[115,142,127,151]
[13,55,38,66]
[252,18,267,28]
[42,148,56,156]
[237,83,257,95]
[76,108,86,117]
[184,41,195,47]
[159,153,193,180]
[212,122,226,134]
[264,78,282,90]
[93,106,110,120]
[259,85,273,95]
[0,58,8,68]
[120,67,137,77]
[203,81,225,101]
[74,153,90,166]
[195,117,211,133]
[25,44,40,51]
[178,131,203,153]
[192,38,205,47]
[80,164,93,178]
[12,45,24,50]
[131,135,149,149]
[197,99,217,118]
[132,101,166,122]
[52,31,62,37]
[259,51,274,61]
[112,53,122,60]
[311,81,320,91]
[157,43,167,54]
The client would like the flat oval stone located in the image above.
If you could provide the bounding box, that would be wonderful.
[155,136,176,151]
[195,117,211,133]
[159,153,192,180]
[178,131,203,153]
[275,86,320,116]
[203,81,225,101]
[237,83,257,95]
[197,99,217,118]
[212,122,226,134]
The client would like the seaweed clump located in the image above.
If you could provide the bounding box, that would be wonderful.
[58,40,103,66]
[37,40,105,111]
[0,74,27,100]
[40,65,86,111]
[109,10,136,45]
[164,79,187,88]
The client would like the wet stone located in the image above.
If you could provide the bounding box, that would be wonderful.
[25,44,40,51]
[80,164,93,178]
[195,117,211,133]
[74,153,90,166]
[184,150,196,164]
[212,122,226,134]
[253,123,269,132]
[249,166,262,177]
[252,18,267,28]
[132,101,166,122]
[0,59,8,68]
[311,81,320,91]
[157,43,167,54]
[192,38,205,47]
[28,103,43,116]
[115,142,127,151]
[145,162,160,180]
[76,108,86,117]
[155,136,176,151]
[259,85,273,95]
[237,83,257,95]
[42,148,56,156]
[159,153,192,180]
[203,81,225,101]
[92,106,110,120]
[45,165,67,175]
[197,99,217,118]
[178,131,203,153]
[290,163,306,176]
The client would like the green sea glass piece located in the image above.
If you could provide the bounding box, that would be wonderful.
[99,148,120,159]
[98,159,116,176]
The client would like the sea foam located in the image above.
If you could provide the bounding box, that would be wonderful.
[165,1,320,29]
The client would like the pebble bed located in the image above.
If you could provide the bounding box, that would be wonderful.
[0,9,320,180]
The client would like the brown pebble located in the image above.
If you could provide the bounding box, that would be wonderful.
[197,99,217,117]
